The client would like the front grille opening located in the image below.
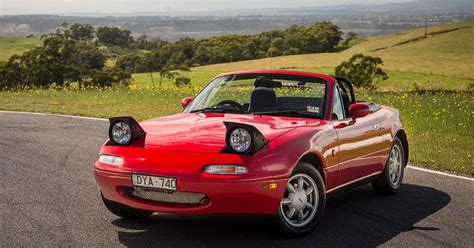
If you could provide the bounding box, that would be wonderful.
[126,187,209,205]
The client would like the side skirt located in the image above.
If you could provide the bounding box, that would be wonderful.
[326,172,382,199]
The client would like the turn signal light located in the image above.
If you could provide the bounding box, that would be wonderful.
[261,182,278,190]
[204,165,248,175]
[98,154,123,166]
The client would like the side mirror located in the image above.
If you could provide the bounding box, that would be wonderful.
[181,97,193,109]
[348,103,370,119]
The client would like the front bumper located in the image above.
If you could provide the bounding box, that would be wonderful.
[94,166,287,214]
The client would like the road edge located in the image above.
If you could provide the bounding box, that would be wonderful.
[406,166,473,181]
[0,110,107,122]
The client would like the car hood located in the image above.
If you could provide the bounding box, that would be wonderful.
[139,113,320,153]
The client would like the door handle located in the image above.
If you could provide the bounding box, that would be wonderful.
[373,124,380,130]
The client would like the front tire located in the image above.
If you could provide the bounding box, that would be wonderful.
[101,193,154,219]
[274,162,326,237]
[372,136,405,194]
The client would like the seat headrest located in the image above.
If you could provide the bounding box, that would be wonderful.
[249,87,278,112]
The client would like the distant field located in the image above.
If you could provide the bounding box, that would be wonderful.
[0,37,42,61]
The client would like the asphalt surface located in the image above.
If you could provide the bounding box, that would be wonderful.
[1,111,473,247]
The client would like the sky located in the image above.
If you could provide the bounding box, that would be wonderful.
[0,0,414,15]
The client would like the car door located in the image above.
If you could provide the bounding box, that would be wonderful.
[331,85,385,188]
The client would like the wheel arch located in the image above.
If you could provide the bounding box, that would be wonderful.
[395,129,409,167]
[299,153,326,183]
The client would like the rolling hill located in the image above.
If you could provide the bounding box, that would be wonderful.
[194,22,474,80]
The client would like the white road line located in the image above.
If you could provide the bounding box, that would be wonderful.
[407,166,473,181]
[0,110,108,122]
[1,110,473,181]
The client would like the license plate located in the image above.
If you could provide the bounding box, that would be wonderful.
[131,174,177,191]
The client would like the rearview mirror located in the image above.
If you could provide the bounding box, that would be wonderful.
[348,103,370,119]
[181,97,193,109]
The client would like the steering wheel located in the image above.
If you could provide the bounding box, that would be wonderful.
[216,100,242,109]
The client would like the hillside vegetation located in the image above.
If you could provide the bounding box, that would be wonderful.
[1,22,346,90]
[195,22,474,84]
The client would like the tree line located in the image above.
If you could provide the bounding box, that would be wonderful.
[0,37,131,90]
[0,21,344,90]
[116,21,343,73]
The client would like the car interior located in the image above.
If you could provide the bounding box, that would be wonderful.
[247,77,324,113]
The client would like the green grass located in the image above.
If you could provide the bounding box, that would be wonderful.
[0,87,199,120]
[0,37,42,61]
[132,71,217,88]
[359,91,473,175]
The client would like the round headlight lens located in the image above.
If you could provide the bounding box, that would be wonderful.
[111,121,132,145]
[229,128,252,153]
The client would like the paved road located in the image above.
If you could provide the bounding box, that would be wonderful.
[1,112,473,247]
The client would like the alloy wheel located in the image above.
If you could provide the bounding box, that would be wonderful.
[388,144,403,187]
[279,173,319,228]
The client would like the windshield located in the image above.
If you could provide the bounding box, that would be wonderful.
[184,73,327,119]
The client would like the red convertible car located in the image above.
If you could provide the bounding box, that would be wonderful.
[94,70,408,237]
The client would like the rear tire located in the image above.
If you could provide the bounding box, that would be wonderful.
[274,162,326,238]
[101,193,154,219]
[372,136,405,194]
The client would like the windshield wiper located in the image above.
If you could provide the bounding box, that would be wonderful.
[190,105,246,113]
[253,110,319,118]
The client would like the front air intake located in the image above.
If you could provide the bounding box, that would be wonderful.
[129,187,209,205]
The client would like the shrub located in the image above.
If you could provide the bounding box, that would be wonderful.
[335,54,388,90]
[85,68,131,89]
[174,76,191,87]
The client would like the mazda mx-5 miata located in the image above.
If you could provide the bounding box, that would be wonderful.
[94,70,408,237]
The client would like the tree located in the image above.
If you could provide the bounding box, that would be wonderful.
[269,37,285,56]
[68,23,95,41]
[307,21,343,52]
[85,68,131,89]
[0,37,106,90]
[343,31,358,46]
[158,69,177,87]
[335,54,388,90]
[62,41,105,89]
[0,56,27,89]
[96,26,133,46]
[136,33,148,48]
[116,54,143,71]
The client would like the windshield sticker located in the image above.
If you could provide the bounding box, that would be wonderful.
[306,106,319,113]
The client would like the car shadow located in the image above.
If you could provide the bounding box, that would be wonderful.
[112,183,450,247]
